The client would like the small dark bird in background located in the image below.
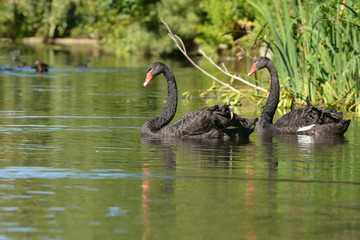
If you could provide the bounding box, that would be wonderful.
[32,60,48,73]
[15,62,28,68]
[75,59,91,68]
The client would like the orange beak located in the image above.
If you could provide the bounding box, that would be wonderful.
[247,61,258,76]
[143,69,153,87]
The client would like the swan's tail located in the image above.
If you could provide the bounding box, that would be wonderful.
[213,104,258,131]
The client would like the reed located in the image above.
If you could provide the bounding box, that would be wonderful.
[248,0,360,112]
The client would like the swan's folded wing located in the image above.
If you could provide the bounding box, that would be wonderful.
[274,106,346,128]
[166,106,257,137]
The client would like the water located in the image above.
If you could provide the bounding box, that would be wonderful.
[0,46,359,239]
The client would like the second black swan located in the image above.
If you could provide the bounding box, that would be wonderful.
[141,62,258,139]
[247,57,350,136]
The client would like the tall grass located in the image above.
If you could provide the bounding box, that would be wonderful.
[248,0,360,112]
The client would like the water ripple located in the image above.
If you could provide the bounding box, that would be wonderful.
[0,115,145,119]
[0,167,142,179]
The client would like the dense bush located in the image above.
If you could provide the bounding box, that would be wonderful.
[0,0,255,56]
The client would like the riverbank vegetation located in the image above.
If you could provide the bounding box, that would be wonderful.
[0,0,254,56]
[0,0,359,113]
[249,0,360,113]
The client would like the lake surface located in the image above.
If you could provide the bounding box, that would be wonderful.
[0,46,359,239]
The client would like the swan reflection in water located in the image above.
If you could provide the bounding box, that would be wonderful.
[141,137,255,170]
[140,137,256,240]
[257,133,348,176]
[141,133,347,175]
[260,134,348,150]
[140,134,348,240]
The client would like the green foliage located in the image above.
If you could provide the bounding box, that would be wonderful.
[0,0,76,39]
[249,0,360,112]
[196,0,255,52]
[0,0,201,56]
[0,0,257,56]
[70,0,162,55]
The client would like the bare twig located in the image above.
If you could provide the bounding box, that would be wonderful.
[221,63,228,72]
[339,0,346,18]
[161,18,267,94]
[161,18,241,94]
[324,8,360,27]
[199,49,268,92]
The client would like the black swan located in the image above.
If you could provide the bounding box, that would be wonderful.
[247,57,350,136]
[141,62,258,139]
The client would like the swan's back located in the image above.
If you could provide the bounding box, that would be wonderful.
[273,106,350,135]
[149,105,258,139]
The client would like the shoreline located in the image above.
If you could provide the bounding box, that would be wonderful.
[0,37,99,46]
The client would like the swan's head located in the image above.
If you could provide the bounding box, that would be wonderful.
[247,57,271,76]
[144,62,167,87]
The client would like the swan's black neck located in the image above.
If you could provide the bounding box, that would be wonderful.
[143,66,178,134]
[258,61,279,131]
